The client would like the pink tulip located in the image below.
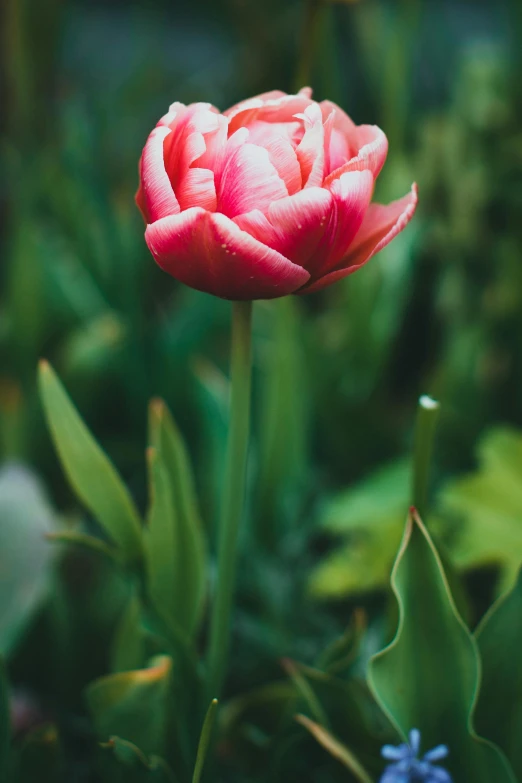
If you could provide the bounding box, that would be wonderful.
[136,88,417,300]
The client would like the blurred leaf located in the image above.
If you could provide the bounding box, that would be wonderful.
[309,460,408,598]
[100,736,176,783]
[0,658,10,781]
[86,655,173,757]
[368,512,516,782]
[221,680,296,747]
[317,610,367,676]
[288,663,386,774]
[46,530,118,560]
[439,427,522,587]
[296,714,373,783]
[111,592,146,674]
[0,464,55,654]
[475,567,522,777]
[60,313,126,378]
[192,699,218,783]
[320,460,410,535]
[256,298,309,548]
[38,361,143,564]
[147,399,206,637]
[192,359,228,524]
[15,723,63,783]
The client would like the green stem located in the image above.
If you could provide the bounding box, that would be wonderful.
[412,395,440,520]
[206,301,253,701]
[294,0,323,91]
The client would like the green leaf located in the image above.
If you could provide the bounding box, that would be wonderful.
[368,512,516,782]
[309,460,409,599]
[296,714,374,783]
[85,655,173,757]
[111,592,146,673]
[0,658,10,781]
[0,465,55,654]
[46,530,118,561]
[283,663,386,774]
[475,567,522,778]
[438,427,522,588]
[38,361,143,563]
[192,699,218,783]
[147,400,206,637]
[100,737,176,783]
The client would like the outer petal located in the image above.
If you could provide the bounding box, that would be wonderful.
[145,208,310,300]
[303,170,374,278]
[137,126,180,222]
[298,183,418,294]
[324,125,388,184]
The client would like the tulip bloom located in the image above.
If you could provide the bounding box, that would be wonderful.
[136,88,417,300]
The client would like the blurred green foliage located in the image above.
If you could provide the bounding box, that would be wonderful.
[2,0,522,780]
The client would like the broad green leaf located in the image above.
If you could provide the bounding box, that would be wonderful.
[111,592,146,673]
[0,658,10,781]
[438,427,522,588]
[0,465,55,654]
[38,361,143,563]
[100,736,176,783]
[147,400,206,637]
[15,724,63,783]
[368,512,516,782]
[85,655,173,757]
[475,567,522,777]
[309,460,409,598]
[296,715,373,783]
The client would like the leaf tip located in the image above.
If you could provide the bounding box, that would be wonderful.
[149,397,165,419]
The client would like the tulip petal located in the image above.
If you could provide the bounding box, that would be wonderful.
[138,126,180,222]
[217,132,288,218]
[247,121,302,194]
[301,170,373,278]
[145,209,310,300]
[176,168,216,211]
[294,104,325,188]
[226,92,314,135]
[299,183,418,294]
[324,125,388,184]
[266,188,333,265]
[234,188,333,268]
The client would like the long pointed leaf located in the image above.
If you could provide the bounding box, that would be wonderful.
[38,361,142,563]
[147,400,205,637]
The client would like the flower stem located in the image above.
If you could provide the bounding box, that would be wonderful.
[206,300,253,701]
[294,0,323,91]
[412,395,440,520]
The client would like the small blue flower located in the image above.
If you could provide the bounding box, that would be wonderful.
[379,729,453,783]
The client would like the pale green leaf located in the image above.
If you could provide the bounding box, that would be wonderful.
[38,361,143,563]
